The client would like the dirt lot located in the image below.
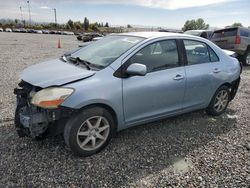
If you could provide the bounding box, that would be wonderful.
[0,32,249,187]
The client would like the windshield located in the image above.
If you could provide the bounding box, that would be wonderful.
[212,28,238,39]
[71,35,144,69]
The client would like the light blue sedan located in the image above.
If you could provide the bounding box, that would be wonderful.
[14,32,241,156]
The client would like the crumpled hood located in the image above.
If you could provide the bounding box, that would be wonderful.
[21,59,95,88]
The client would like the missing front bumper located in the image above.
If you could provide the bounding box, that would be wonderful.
[16,104,76,138]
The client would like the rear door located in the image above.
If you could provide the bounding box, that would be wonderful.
[182,39,224,111]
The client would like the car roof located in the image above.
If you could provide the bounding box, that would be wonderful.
[184,30,207,32]
[114,31,194,39]
[214,27,250,32]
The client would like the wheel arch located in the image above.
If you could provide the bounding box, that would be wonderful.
[246,45,250,52]
[217,77,240,101]
[79,103,118,132]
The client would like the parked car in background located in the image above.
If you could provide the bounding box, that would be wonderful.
[42,30,50,34]
[27,29,36,33]
[56,31,62,35]
[77,33,104,42]
[0,28,3,32]
[5,28,12,32]
[184,30,214,39]
[211,27,250,66]
[20,28,27,33]
[159,29,183,33]
[12,28,21,32]
[62,31,74,35]
[49,30,56,34]
[14,32,241,156]
[34,30,43,34]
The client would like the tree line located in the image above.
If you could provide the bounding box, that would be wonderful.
[0,17,249,32]
[182,18,250,31]
[0,17,109,32]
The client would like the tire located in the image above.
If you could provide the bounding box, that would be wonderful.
[206,85,230,116]
[64,106,115,157]
[243,49,250,66]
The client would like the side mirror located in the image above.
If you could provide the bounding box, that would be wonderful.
[126,63,147,76]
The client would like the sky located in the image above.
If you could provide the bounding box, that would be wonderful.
[0,0,249,29]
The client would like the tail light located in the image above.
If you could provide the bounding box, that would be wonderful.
[235,35,241,44]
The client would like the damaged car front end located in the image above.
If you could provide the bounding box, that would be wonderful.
[14,81,76,138]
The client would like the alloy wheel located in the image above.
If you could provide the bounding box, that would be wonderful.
[76,116,110,151]
[214,90,229,112]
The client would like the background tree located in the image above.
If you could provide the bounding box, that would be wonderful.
[74,21,82,30]
[182,18,209,31]
[232,22,243,27]
[14,19,19,25]
[127,24,132,28]
[89,22,99,31]
[83,17,89,31]
[67,19,74,30]
[104,22,109,27]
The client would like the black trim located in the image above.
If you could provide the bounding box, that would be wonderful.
[177,39,188,66]
[229,77,240,101]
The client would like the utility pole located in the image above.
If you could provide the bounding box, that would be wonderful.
[20,6,23,22]
[52,8,57,25]
[27,1,31,25]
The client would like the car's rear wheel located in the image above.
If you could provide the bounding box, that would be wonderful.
[64,106,115,156]
[206,86,230,116]
[243,49,250,66]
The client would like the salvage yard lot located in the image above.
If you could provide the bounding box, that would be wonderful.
[0,32,249,187]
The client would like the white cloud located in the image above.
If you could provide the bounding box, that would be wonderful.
[40,6,51,9]
[82,0,233,10]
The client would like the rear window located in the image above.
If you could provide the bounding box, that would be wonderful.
[212,28,238,39]
[240,28,249,37]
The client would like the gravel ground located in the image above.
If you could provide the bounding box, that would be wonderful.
[0,32,249,187]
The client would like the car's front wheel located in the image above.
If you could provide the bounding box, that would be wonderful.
[64,107,115,156]
[206,85,230,116]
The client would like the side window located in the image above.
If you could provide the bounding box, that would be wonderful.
[240,28,249,37]
[129,40,179,72]
[183,40,210,65]
[208,46,219,62]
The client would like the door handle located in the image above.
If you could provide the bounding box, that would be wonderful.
[173,74,184,80]
[213,68,221,73]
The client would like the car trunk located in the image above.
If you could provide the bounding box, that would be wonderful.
[211,28,239,50]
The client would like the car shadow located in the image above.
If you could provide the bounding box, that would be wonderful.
[22,108,238,187]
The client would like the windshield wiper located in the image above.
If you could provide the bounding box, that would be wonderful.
[69,56,105,70]
[69,56,91,70]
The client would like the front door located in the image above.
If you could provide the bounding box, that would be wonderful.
[122,39,186,125]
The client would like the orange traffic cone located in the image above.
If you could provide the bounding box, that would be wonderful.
[57,39,61,48]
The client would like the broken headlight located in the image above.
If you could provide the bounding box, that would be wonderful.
[31,87,74,109]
